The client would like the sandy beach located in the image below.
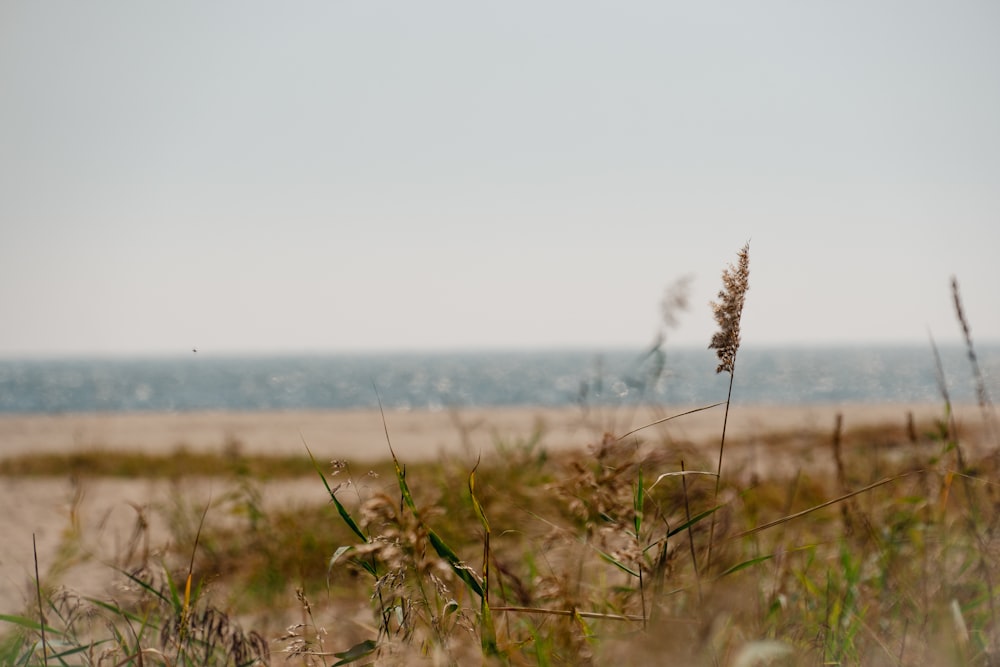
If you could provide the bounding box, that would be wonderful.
[0,402,986,461]
[0,402,992,611]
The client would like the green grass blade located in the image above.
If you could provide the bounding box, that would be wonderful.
[328,546,379,586]
[718,554,774,578]
[0,615,66,637]
[113,567,171,606]
[84,598,151,627]
[597,549,640,578]
[667,505,721,538]
[15,646,34,667]
[633,469,644,537]
[374,385,418,513]
[163,567,183,615]
[468,461,490,533]
[49,641,106,661]
[303,439,368,543]
[331,494,368,544]
[391,455,417,513]
[428,530,485,598]
[480,595,500,657]
[332,638,378,665]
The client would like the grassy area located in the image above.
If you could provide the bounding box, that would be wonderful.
[2,247,998,666]
[2,413,996,666]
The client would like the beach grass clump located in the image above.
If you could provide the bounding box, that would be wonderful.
[0,553,270,666]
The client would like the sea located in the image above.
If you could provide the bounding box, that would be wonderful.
[0,345,997,414]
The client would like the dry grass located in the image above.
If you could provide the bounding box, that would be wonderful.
[3,410,996,666]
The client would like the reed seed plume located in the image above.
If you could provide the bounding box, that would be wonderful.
[709,242,750,374]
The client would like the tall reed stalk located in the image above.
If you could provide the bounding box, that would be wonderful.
[706,242,750,569]
[951,276,998,446]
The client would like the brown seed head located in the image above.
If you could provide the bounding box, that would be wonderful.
[709,242,750,374]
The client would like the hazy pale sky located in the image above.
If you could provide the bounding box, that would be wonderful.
[1,1,998,356]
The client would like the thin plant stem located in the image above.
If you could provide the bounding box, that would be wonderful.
[680,460,703,604]
[952,276,997,439]
[33,533,47,667]
[715,369,736,495]
[706,364,736,569]
[929,332,966,472]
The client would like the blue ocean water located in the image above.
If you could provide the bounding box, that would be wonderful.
[0,345,996,414]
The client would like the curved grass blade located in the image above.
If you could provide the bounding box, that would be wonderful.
[428,530,484,598]
[719,554,775,578]
[667,505,721,538]
[164,567,183,616]
[48,642,103,662]
[0,615,66,637]
[597,549,640,578]
[333,638,377,666]
[468,459,490,533]
[303,438,368,543]
[83,599,149,627]
[111,567,170,606]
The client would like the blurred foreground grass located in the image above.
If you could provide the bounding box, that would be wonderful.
[2,411,998,666]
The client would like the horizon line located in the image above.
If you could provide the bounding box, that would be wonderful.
[2,338,998,361]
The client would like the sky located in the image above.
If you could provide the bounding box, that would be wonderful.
[1,1,999,357]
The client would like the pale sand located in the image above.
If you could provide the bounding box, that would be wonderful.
[0,402,986,461]
[0,403,991,612]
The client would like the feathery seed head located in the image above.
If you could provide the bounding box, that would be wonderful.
[709,242,750,374]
